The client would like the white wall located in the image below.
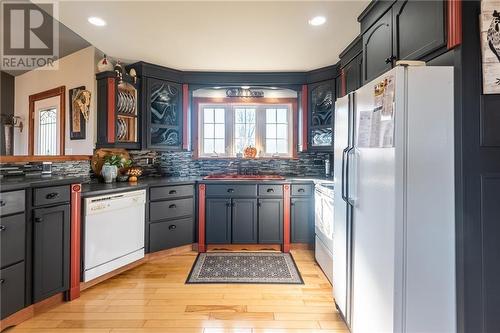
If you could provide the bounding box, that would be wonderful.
[14,46,98,155]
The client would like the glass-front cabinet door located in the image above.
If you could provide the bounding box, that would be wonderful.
[308,80,335,150]
[145,78,183,150]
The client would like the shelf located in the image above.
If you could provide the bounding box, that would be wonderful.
[117,113,138,118]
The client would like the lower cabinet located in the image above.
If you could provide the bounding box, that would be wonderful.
[33,204,70,303]
[232,199,257,243]
[206,198,231,244]
[149,218,194,252]
[0,262,25,319]
[258,199,283,244]
[291,197,314,243]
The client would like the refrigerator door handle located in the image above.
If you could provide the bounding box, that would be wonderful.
[341,147,350,202]
[346,147,357,206]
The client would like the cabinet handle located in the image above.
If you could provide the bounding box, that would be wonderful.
[0,279,4,284]
[266,188,275,193]
[169,204,177,209]
[385,56,396,64]
[0,225,5,231]
[0,200,5,207]
[169,190,177,195]
[168,225,176,230]
[227,189,234,193]
[46,192,59,199]
[298,188,305,193]
[34,217,43,223]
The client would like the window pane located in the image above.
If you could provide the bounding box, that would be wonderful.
[214,108,225,123]
[245,109,256,123]
[266,139,277,153]
[235,108,246,123]
[246,124,255,144]
[235,124,246,139]
[234,139,244,154]
[277,124,287,139]
[277,139,287,153]
[204,108,214,123]
[214,124,225,139]
[266,109,276,123]
[214,139,225,153]
[204,124,214,138]
[277,109,287,123]
[266,124,276,139]
[204,139,214,154]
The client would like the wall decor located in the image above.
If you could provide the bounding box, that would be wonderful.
[70,86,91,140]
[480,1,500,94]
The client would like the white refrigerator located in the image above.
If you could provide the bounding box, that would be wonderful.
[333,66,456,333]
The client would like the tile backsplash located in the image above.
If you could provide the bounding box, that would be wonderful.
[0,160,91,179]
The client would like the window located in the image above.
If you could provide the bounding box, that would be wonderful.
[199,103,293,158]
[38,107,58,155]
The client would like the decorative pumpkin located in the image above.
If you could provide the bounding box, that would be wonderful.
[244,146,257,158]
[127,167,143,183]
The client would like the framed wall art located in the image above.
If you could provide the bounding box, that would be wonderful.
[480,0,500,94]
[69,86,91,140]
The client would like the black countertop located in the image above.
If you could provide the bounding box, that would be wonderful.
[0,175,87,192]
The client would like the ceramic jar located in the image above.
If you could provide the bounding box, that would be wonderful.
[102,163,118,183]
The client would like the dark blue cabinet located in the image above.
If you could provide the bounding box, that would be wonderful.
[291,197,314,243]
[206,198,232,244]
[232,199,257,243]
[258,199,283,244]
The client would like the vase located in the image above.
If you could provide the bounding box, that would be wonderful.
[102,164,118,183]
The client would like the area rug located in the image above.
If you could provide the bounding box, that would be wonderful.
[186,252,303,284]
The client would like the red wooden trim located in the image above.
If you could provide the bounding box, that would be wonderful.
[283,184,291,253]
[69,184,82,301]
[198,184,206,253]
[107,78,116,143]
[341,69,347,97]
[182,84,189,150]
[291,100,298,159]
[193,99,200,159]
[447,0,462,49]
[301,85,308,151]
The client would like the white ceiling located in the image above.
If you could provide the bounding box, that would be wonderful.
[57,1,368,72]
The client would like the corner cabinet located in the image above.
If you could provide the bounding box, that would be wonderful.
[96,71,141,149]
[144,78,183,150]
[308,80,335,150]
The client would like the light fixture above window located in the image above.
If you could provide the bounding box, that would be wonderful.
[88,16,107,27]
[308,16,326,26]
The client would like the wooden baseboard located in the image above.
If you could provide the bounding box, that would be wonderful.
[146,244,195,260]
[0,293,64,332]
[207,244,282,252]
[290,243,314,250]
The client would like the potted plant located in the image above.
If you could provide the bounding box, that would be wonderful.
[102,154,132,183]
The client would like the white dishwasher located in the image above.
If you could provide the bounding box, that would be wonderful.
[84,190,146,282]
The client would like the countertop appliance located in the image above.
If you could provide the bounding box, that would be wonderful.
[83,190,146,282]
[333,66,456,333]
[314,182,334,283]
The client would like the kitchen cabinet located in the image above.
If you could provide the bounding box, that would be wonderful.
[33,204,70,302]
[206,198,232,244]
[392,0,445,61]
[344,54,363,95]
[96,71,141,149]
[291,197,314,244]
[0,262,25,319]
[308,80,335,150]
[147,184,195,253]
[360,0,446,83]
[232,199,258,243]
[258,199,283,244]
[144,77,183,150]
[362,8,393,83]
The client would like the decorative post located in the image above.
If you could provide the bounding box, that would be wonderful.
[69,184,81,300]
[283,184,291,253]
[198,183,206,252]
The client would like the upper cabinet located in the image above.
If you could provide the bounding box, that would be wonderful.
[144,78,183,150]
[308,80,335,150]
[96,71,141,149]
[359,0,446,83]
[338,36,363,99]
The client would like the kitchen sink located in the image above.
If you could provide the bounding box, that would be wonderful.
[203,174,285,180]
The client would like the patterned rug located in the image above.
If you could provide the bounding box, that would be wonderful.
[186,252,303,284]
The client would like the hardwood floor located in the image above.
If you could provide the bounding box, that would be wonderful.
[7,249,348,333]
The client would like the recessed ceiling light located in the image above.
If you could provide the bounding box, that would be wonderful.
[309,16,326,26]
[88,17,106,27]
[241,86,250,89]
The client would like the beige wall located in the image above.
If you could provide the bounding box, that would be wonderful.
[14,46,99,155]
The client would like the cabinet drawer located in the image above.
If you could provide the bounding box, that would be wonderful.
[150,198,193,221]
[33,185,70,207]
[149,218,194,252]
[0,190,25,216]
[0,213,25,269]
[291,184,313,196]
[258,184,283,196]
[206,184,257,197]
[150,184,194,201]
[0,261,25,319]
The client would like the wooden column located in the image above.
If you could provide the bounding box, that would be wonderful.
[301,85,308,151]
[68,184,82,301]
[283,184,291,253]
[198,184,206,253]
[447,0,462,49]
[182,84,189,150]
